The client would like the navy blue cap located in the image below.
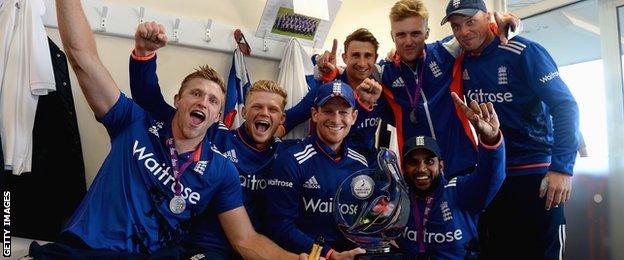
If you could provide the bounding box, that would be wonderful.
[314,81,356,108]
[402,136,441,160]
[440,0,487,25]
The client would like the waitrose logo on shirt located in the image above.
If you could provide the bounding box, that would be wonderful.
[466,89,513,103]
[132,140,201,205]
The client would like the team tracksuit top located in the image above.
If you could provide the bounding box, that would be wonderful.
[396,135,506,259]
[284,71,383,158]
[63,94,242,253]
[378,37,478,178]
[264,134,370,257]
[458,36,579,175]
[129,54,298,252]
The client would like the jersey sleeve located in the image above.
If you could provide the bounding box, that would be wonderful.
[27,0,56,95]
[521,43,579,175]
[213,157,244,213]
[98,93,146,138]
[263,152,316,254]
[129,53,176,122]
[283,84,319,132]
[455,133,506,213]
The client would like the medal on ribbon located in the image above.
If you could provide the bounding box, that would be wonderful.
[166,138,202,214]
[169,195,186,214]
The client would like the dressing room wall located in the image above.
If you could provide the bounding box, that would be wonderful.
[45,0,470,187]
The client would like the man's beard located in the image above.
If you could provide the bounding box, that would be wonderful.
[407,172,441,198]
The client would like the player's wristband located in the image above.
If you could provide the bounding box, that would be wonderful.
[325,249,335,260]
[131,49,156,61]
[320,68,339,82]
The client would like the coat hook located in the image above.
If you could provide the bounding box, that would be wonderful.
[172,18,181,42]
[138,7,145,24]
[263,31,269,52]
[205,19,213,42]
[99,6,108,32]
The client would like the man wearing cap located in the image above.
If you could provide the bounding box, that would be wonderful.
[280,28,384,160]
[396,92,505,259]
[315,0,519,179]
[264,81,369,260]
[441,0,579,259]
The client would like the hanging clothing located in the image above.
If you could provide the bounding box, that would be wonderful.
[224,48,251,129]
[0,0,55,175]
[278,38,314,140]
[4,38,86,241]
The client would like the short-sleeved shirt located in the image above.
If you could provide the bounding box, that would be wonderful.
[62,94,242,253]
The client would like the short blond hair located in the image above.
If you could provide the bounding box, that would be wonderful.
[245,80,288,109]
[389,0,429,22]
[179,65,226,95]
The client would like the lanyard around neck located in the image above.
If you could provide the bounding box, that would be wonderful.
[402,53,426,110]
[410,193,435,253]
[166,138,202,195]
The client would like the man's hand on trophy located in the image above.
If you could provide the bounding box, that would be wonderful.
[330,248,366,260]
[451,92,501,145]
[298,253,319,260]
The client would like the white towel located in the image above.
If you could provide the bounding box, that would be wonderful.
[278,38,313,140]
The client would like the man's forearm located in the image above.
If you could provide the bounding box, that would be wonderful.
[55,0,98,61]
[234,232,299,260]
[55,0,120,117]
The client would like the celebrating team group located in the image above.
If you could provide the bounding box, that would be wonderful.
[30,0,579,259]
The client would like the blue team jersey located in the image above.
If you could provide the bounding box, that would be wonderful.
[264,135,370,256]
[129,54,299,252]
[62,94,242,253]
[283,72,383,158]
[185,125,299,252]
[129,55,220,141]
[460,36,579,175]
[396,138,506,259]
[379,37,477,178]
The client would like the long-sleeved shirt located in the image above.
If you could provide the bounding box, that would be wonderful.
[396,135,506,259]
[459,36,579,175]
[378,36,478,178]
[264,134,369,256]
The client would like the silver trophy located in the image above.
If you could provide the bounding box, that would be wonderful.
[334,148,411,254]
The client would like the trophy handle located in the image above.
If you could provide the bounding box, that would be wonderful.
[376,148,409,192]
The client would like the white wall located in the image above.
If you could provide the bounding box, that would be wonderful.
[49,0,454,187]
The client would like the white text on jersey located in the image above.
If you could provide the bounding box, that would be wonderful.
[302,197,358,214]
[132,140,201,204]
[240,174,268,191]
[466,89,513,103]
[402,226,463,244]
